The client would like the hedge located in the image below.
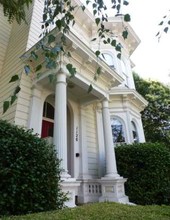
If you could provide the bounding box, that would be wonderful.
[115,143,170,205]
[0,120,67,216]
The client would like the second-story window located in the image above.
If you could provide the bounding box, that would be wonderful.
[102,53,115,69]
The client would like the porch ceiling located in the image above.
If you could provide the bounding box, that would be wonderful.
[36,74,101,105]
[21,29,124,88]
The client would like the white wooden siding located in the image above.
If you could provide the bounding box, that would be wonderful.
[85,104,98,177]
[0,3,34,124]
[26,0,44,50]
[0,7,12,77]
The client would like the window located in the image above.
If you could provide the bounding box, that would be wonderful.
[131,121,138,143]
[43,102,54,119]
[102,53,115,69]
[41,102,54,138]
[111,118,125,144]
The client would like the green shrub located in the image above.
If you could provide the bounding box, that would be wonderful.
[0,120,67,216]
[115,143,170,205]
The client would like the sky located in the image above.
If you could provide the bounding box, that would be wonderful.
[122,0,170,85]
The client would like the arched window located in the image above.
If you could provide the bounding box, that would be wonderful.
[131,121,138,143]
[41,102,54,138]
[102,53,115,69]
[111,118,125,144]
[43,101,54,119]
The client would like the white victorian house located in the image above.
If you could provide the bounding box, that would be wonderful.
[0,0,147,207]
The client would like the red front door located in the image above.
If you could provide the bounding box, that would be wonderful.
[41,120,54,138]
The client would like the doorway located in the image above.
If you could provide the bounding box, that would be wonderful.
[41,98,74,177]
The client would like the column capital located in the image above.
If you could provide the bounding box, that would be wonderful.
[56,70,67,85]
[57,67,66,74]
[102,98,109,108]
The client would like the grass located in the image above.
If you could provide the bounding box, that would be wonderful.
[1,202,170,220]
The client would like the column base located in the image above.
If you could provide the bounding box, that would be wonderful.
[77,179,102,204]
[103,173,120,179]
[99,177,129,203]
[61,171,71,179]
[60,178,81,208]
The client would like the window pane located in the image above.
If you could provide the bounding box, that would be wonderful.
[111,118,125,143]
[43,102,47,117]
[46,102,54,119]
[43,102,54,119]
[131,121,138,143]
[103,53,115,68]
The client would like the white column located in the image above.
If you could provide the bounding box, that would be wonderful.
[28,86,43,135]
[96,108,105,178]
[102,99,119,178]
[53,70,70,179]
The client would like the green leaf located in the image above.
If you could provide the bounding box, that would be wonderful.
[3,101,10,114]
[48,34,56,44]
[35,64,42,72]
[67,52,72,57]
[95,18,100,26]
[91,38,97,41]
[55,20,62,30]
[14,86,21,95]
[88,84,93,93]
[123,0,129,6]
[97,66,101,75]
[66,64,76,77]
[94,75,97,81]
[31,51,38,60]
[115,44,121,52]
[24,65,31,75]
[116,4,121,13]
[95,50,100,57]
[164,27,169,33]
[117,53,121,59]
[52,46,61,54]
[107,38,111,43]
[159,21,164,25]
[43,13,47,22]
[93,9,97,16]
[124,14,131,22]
[81,5,85,11]
[46,60,56,69]
[48,74,54,83]
[9,75,19,83]
[111,39,116,47]
[11,95,17,105]
[37,73,42,79]
[122,30,128,39]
